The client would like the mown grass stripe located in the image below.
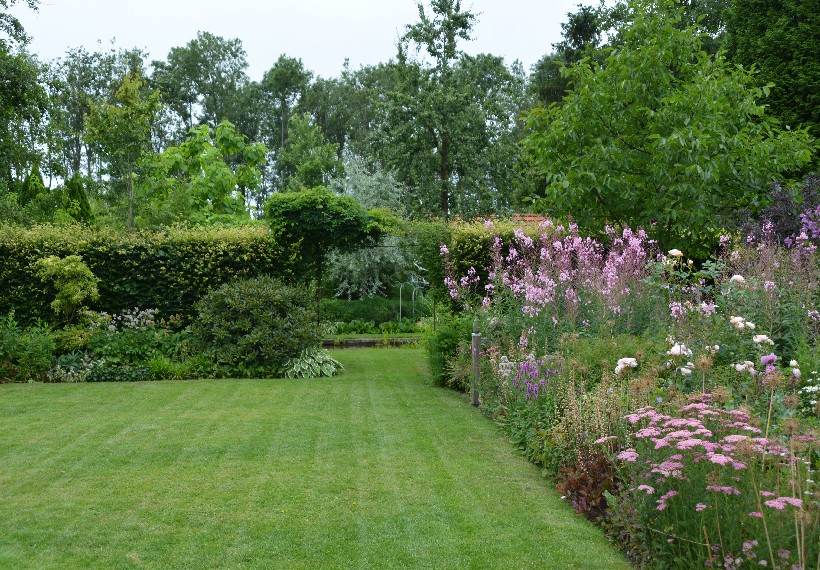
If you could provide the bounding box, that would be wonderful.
[0,349,628,569]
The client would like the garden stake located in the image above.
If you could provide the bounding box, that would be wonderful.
[471,318,480,407]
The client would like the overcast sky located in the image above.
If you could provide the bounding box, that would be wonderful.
[11,0,592,79]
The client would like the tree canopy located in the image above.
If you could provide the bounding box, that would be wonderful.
[523,0,813,255]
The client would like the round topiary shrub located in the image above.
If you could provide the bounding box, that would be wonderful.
[193,276,321,377]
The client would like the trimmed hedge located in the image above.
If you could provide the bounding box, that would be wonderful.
[320,297,402,324]
[0,224,296,326]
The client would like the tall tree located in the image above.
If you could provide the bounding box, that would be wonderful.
[523,0,813,255]
[724,0,820,139]
[0,0,38,47]
[376,1,524,219]
[277,113,341,192]
[151,32,249,137]
[47,45,147,179]
[260,55,312,151]
[85,71,161,229]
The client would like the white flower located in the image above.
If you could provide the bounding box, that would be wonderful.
[667,343,691,357]
[752,335,774,345]
[668,249,683,257]
[679,367,693,376]
[729,316,744,324]
[734,363,748,373]
[617,357,638,368]
[729,274,745,285]
[746,322,756,330]
[790,360,798,367]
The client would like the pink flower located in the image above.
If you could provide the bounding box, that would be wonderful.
[760,353,777,366]
[706,453,733,466]
[706,485,741,495]
[617,449,639,462]
[637,484,655,495]
[635,427,663,438]
[594,435,617,444]
[759,491,776,497]
[748,512,763,518]
[696,503,709,512]
[764,499,786,510]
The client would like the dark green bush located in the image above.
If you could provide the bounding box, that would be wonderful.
[193,277,320,377]
[425,314,474,386]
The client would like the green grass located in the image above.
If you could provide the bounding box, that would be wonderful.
[0,349,629,569]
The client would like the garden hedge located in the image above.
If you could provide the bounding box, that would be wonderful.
[0,224,296,326]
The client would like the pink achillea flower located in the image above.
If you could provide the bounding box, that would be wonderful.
[748,512,763,518]
[617,449,639,462]
[759,491,776,497]
[635,427,663,438]
[637,484,655,494]
[706,485,741,495]
[764,497,803,510]
[594,435,617,444]
[696,503,709,512]
[705,453,735,466]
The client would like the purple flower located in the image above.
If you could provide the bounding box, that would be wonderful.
[760,354,777,366]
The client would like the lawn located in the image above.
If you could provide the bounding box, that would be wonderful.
[0,348,629,569]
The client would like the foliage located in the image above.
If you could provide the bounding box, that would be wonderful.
[140,120,266,226]
[64,173,93,223]
[0,311,54,382]
[0,224,294,326]
[284,348,343,379]
[724,0,820,140]
[31,254,99,325]
[85,308,189,365]
[440,212,819,568]
[85,71,161,229]
[277,112,341,192]
[523,0,814,256]
[425,313,473,386]
[0,43,46,193]
[326,235,411,300]
[264,186,381,316]
[376,1,526,218]
[320,297,402,325]
[192,276,320,377]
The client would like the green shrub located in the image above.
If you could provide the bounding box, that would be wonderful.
[0,312,55,382]
[425,314,474,386]
[31,255,99,326]
[193,277,320,377]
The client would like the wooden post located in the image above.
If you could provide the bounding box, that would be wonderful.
[471,318,480,407]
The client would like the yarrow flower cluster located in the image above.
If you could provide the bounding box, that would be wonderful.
[598,394,810,521]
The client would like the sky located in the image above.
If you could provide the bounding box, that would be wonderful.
[10,0,591,79]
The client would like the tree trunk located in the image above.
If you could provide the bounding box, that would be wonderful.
[439,130,450,218]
